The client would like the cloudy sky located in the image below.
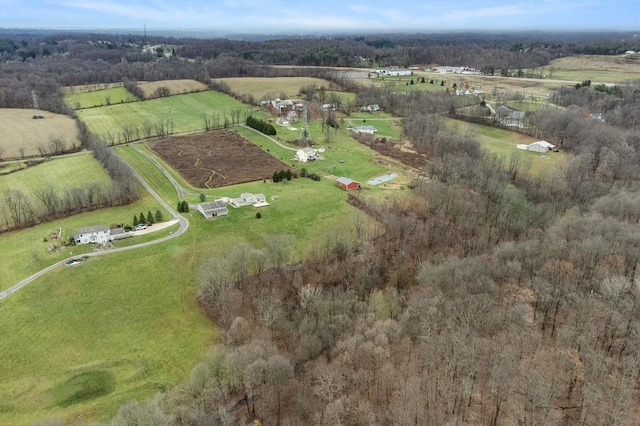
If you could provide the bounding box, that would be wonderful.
[1,0,638,33]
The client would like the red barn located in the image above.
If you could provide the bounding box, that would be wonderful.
[336,177,360,191]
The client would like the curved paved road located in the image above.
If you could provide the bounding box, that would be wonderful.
[0,153,188,301]
[130,144,195,200]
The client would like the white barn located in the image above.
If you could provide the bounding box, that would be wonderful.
[74,225,110,245]
[517,141,556,152]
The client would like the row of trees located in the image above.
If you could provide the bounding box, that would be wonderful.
[245,116,276,135]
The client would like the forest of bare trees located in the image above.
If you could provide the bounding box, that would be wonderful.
[90,83,640,424]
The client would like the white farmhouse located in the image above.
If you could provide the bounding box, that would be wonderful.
[74,225,110,245]
[294,147,317,162]
[229,193,268,208]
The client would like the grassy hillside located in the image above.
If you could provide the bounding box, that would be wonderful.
[64,87,137,109]
[76,91,251,140]
[0,153,109,197]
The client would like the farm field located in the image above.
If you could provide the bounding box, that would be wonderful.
[541,55,640,83]
[217,76,330,99]
[150,130,289,188]
[75,90,251,140]
[64,87,137,109]
[0,153,108,197]
[0,109,81,159]
[137,79,207,99]
[61,82,124,94]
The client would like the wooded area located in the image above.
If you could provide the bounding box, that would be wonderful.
[2,30,640,425]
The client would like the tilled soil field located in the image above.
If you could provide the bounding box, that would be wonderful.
[151,130,289,188]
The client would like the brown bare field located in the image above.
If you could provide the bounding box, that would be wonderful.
[0,109,80,159]
[217,77,330,99]
[150,130,289,188]
[137,79,208,99]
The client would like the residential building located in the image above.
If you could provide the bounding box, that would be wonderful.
[74,225,110,245]
[197,200,229,218]
[351,125,377,134]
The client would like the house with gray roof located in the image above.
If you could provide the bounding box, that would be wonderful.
[197,200,229,218]
[74,225,110,245]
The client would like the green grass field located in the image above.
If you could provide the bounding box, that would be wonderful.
[65,87,137,109]
[0,138,374,424]
[0,153,109,197]
[449,119,566,175]
[76,91,251,140]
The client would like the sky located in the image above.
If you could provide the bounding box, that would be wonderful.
[1,0,638,34]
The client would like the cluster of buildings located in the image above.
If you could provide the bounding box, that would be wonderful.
[261,98,304,117]
[516,141,556,153]
[368,68,413,78]
[197,192,268,219]
[432,66,479,75]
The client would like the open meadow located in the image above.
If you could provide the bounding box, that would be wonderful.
[64,87,137,109]
[0,109,81,159]
[541,55,640,83]
[217,76,331,99]
[76,91,251,140]
[137,79,208,99]
[0,153,108,197]
[449,119,567,175]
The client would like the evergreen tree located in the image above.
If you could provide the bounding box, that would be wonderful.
[177,201,183,212]
[133,214,138,226]
[140,212,146,224]
[285,169,293,181]
[155,209,164,222]
[272,171,280,182]
[147,211,154,224]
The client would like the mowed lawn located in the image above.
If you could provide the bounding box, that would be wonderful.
[0,109,81,159]
[76,91,251,139]
[64,87,137,109]
[217,76,330,99]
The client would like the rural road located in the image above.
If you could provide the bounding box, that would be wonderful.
[0,153,189,301]
[129,143,195,200]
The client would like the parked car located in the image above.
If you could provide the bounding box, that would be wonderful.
[134,224,147,231]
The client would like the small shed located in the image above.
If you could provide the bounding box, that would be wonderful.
[336,177,360,191]
[197,200,229,218]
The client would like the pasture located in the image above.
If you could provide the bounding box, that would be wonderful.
[0,153,108,198]
[76,91,251,140]
[217,76,330,99]
[0,109,81,159]
[137,79,207,99]
[65,87,137,109]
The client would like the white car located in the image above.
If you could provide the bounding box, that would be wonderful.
[134,224,147,231]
